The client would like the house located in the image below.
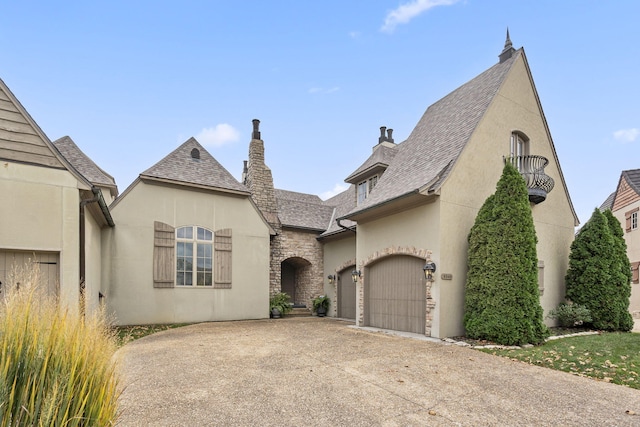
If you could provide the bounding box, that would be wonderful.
[102,137,274,325]
[600,169,640,319]
[0,33,579,337]
[316,33,578,338]
[0,79,114,315]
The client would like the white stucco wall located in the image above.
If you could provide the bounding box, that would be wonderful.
[103,180,271,325]
[0,161,82,312]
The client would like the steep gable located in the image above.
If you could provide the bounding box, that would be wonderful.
[0,78,66,169]
[612,169,640,212]
[140,137,249,195]
[343,51,519,218]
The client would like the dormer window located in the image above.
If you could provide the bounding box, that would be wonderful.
[191,148,200,160]
[357,175,378,204]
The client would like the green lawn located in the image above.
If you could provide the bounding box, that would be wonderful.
[480,332,640,389]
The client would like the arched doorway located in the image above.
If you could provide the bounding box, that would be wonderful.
[337,265,356,319]
[281,257,312,307]
[365,255,426,334]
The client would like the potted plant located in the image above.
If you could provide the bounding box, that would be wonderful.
[312,295,330,317]
[269,292,293,318]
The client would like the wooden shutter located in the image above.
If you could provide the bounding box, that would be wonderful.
[625,208,638,232]
[153,221,175,288]
[214,228,232,288]
[632,262,640,284]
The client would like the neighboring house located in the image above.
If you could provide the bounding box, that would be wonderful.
[0,78,114,315]
[316,34,578,338]
[601,169,640,319]
[102,138,273,325]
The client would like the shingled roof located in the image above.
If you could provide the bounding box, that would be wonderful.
[140,137,249,195]
[342,49,520,218]
[319,186,356,237]
[622,169,640,196]
[345,144,398,184]
[53,135,118,194]
[275,189,335,231]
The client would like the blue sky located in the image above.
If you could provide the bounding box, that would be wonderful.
[2,1,639,225]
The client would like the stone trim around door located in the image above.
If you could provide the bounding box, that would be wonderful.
[356,246,435,336]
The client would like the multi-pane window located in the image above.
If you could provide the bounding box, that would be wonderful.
[176,226,213,286]
[510,132,529,172]
[632,211,638,230]
[357,175,379,205]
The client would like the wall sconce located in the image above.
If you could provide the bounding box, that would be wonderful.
[423,261,436,281]
[327,274,336,285]
[351,269,361,283]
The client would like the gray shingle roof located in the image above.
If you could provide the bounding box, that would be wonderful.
[320,186,356,237]
[275,189,335,231]
[53,136,117,189]
[622,169,640,196]
[345,144,398,184]
[599,192,616,212]
[343,50,520,218]
[141,137,249,194]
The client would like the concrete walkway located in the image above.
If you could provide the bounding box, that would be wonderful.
[116,318,640,426]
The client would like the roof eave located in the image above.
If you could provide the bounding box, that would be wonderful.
[139,175,251,197]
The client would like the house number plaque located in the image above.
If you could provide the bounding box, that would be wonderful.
[441,273,453,280]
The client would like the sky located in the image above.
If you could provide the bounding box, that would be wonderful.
[1,1,639,225]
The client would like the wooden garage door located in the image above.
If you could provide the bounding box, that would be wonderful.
[338,266,356,319]
[0,250,59,298]
[366,255,425,334]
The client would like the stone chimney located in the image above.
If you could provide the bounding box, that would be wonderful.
[245,119,280,228]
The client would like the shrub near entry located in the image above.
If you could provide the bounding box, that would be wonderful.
[0,264,119,426]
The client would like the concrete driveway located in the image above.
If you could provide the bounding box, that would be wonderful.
[116,318,640,426]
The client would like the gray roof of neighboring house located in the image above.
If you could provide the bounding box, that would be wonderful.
[599,192,616,212]
[53,136,117,190]
[141,137,249,194]
[320,186,356,237]
[345,144,398,184]
[342,50,520,218]
[622,169,640,196]
[275,189,335,231]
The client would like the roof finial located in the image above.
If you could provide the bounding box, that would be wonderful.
[499,27,516,64]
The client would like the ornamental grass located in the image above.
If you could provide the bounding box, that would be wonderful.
[0,263,119,426]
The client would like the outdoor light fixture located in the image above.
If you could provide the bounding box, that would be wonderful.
[327,274,336,285]
[423,261,436,281]
[351,269,361,283]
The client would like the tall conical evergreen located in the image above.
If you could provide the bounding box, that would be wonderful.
[603,209,634,331]
[566,208,632,331]
[464,163,548,345]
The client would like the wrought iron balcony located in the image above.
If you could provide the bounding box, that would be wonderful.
[507,155,555,204]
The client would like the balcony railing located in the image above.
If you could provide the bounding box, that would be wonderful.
[506,155,555,204]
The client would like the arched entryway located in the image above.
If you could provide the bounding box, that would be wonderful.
[337,265,356,319]
[364,255,426,334]
[281,257,312,307]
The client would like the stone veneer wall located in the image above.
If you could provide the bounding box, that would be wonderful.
[356,246,434,336]
[273,228,324,307]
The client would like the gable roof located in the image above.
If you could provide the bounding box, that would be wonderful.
[140,137,249,195]
[342,50,520,218]
[621,169,640,196]
[599,192,616,212]
[345,144,398,184]
[275,189,334,231]
[53,135,118,195]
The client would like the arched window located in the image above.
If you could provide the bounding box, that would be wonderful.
[176,226,213,286]
[510,132,529,158]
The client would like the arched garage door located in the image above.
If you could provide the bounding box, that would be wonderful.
[366,255,425,334]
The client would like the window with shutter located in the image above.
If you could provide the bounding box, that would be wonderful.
[625,208,639,232]
[214,228,232,289]
[153,221,175,288]
[632,262,640,284]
